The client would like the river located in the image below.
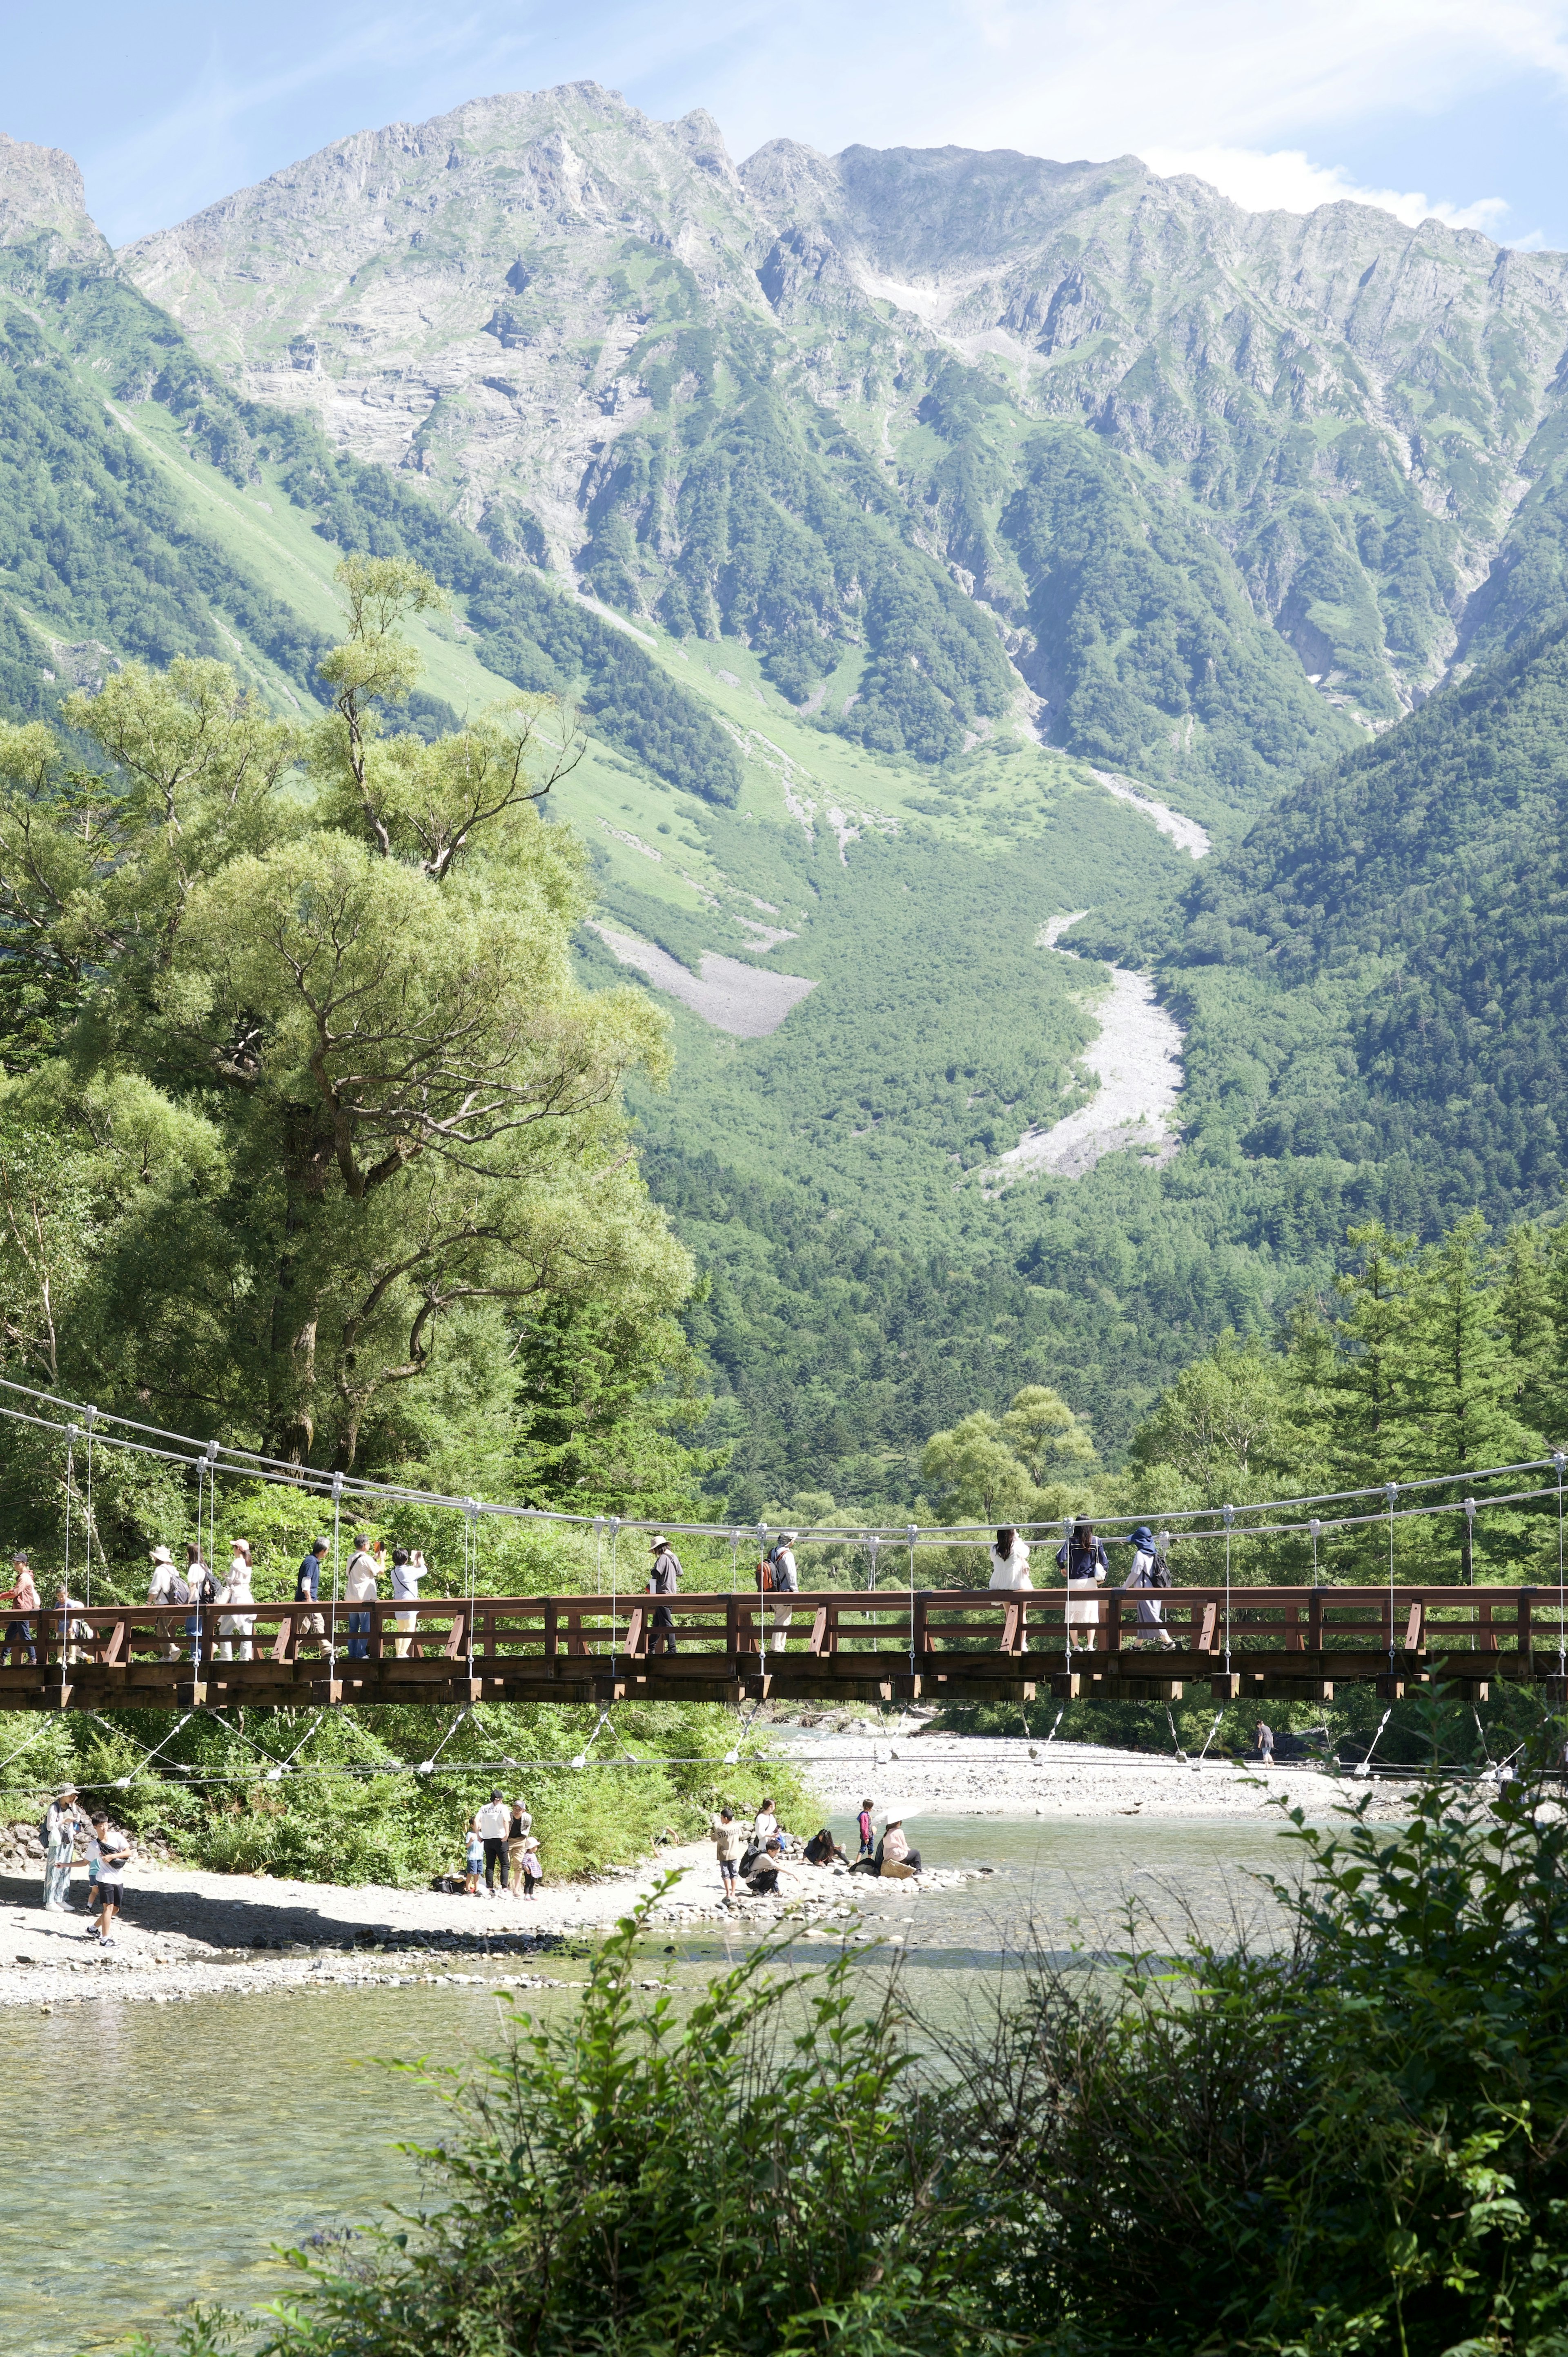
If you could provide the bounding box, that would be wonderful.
[6,1813,1298,2355]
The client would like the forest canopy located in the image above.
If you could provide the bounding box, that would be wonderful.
[0,556,697,1526]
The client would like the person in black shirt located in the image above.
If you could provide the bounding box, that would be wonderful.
[647,1535,681,1655]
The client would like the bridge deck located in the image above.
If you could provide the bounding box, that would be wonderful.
[2,1586,1563,1710]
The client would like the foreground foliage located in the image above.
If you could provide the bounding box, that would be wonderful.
[131,1769,1568,2356]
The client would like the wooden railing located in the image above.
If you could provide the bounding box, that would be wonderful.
[0,1585,1563,1708]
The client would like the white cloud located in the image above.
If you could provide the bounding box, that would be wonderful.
[1140,144,1509,234]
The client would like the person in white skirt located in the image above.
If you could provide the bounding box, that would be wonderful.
[988,1526,1033,1588]
[1056,1517,1108,1649]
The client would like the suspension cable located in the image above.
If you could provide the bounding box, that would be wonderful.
[906,1521,918,1677]
[1386,1482,1399,1674]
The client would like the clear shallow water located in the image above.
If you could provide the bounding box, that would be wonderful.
[4,1814,1305,2356]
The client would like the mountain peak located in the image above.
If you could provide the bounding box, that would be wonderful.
[0,131,109,266]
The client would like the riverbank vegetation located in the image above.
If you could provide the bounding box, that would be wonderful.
[128,1769,1568,2357]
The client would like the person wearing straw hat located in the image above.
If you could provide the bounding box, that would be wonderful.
[42,1783,86,1911]
[146,1545,184,1659]
[876,1807,922,1879]
[216,1539,255,1662]
[647,1534,682,1656]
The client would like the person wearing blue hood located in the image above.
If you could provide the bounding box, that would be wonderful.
[1123,1525,1176,1648]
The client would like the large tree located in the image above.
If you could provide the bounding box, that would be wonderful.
[0,559,690,1473]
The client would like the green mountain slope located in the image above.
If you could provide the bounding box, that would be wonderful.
[1177,616,1568,1223]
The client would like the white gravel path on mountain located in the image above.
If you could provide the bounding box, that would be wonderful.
[1087,768,1211,859]
[589,923,816,1037]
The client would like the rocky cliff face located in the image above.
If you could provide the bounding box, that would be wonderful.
[0,132,112,268]
[113,84,1568,798]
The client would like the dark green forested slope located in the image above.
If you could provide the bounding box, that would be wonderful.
[1178,615,1568,1221]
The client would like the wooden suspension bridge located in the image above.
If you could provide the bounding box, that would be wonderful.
[4,1585,1566,1713]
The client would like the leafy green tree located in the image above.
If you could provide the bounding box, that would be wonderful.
[0,560,691,1477]
[920,1383,1098,1533]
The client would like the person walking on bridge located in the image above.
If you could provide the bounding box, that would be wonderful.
[345,1534,379,1660]
[216,1539,255,1662]
[391,1547,423,1658]
[2,1551,38,1666]
[1057,1519,1108,1651]
[1123,1526,1176,1650]
[296,1536,329,1648]
[647,1534,682,1656]
[989,1527,1032,1590]
[768,1532,799,1653]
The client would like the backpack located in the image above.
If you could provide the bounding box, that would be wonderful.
[165,1572,192,1607]
[1147,1552,1173,1590]
[194,1571,218,1605]
[757,1557,775,1594]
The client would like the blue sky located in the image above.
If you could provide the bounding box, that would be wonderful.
[6,0,1566,251]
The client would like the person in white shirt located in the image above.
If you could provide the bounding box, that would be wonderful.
[216,1538,255,1661]
[344,1533,379,1660]
[988,1526,1033,1591]
[768,1533,798,1652]
[475,1789,512,1896]
[752,1797,778,1846]
[390,1547,423,1657]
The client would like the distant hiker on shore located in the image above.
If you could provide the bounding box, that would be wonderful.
[507,1797,533,1892]
[345,1533,379,1660]
[520,1834,543,1898]
[647,1534,682,1655]
[463,1815,484,1897]
[989,1526,1033,1590]
[711,1805,744,1902]
[877,1810,922,1879]
[2,1551,38,1666]
[767,1532,799,1652]
[42,1784,85,1911]
[87,1813,130,1946]
[1256,1721,1274,1766]
[1123,1526,1175,1649]
[476,1790,511,1895]
[1057,1518,1108,1650]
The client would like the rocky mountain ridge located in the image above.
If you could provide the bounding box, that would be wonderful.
[111,84,1568,787]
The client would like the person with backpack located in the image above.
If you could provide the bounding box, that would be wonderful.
[295,1536,330,1648]
[1056,1519,1108,1651]
[767,1532,798,1653]
[147,1545,187,1659]
[1122,1525,1176,1649]
[1,1551,38,1666]
[647,1534,682,1656]
[344,1532,379,1660]
[42,1783,87,1911]
[182,1541,217,1665]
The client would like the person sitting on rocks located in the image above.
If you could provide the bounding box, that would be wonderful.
[876,1811,922,1879]
[803,1827,845,1867]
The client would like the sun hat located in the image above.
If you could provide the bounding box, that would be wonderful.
[53,1782,78,1797]
[778,1531,797,1543]
[648,1534,668,1549]
[149,1545,174,1566]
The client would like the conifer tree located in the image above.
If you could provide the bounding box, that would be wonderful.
[1403,1213,1541,1581]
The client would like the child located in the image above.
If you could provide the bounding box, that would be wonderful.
[463,1814,483,1897]
[521,1835,543,1900]
[88,1813,131,1947]
[856,1799,875,1859]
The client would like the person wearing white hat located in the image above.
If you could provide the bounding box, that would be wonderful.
[42,1783,86,1911]
[877,1808,922,1879]
[147,1545,185,1659]
[647,1534,682,1656]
